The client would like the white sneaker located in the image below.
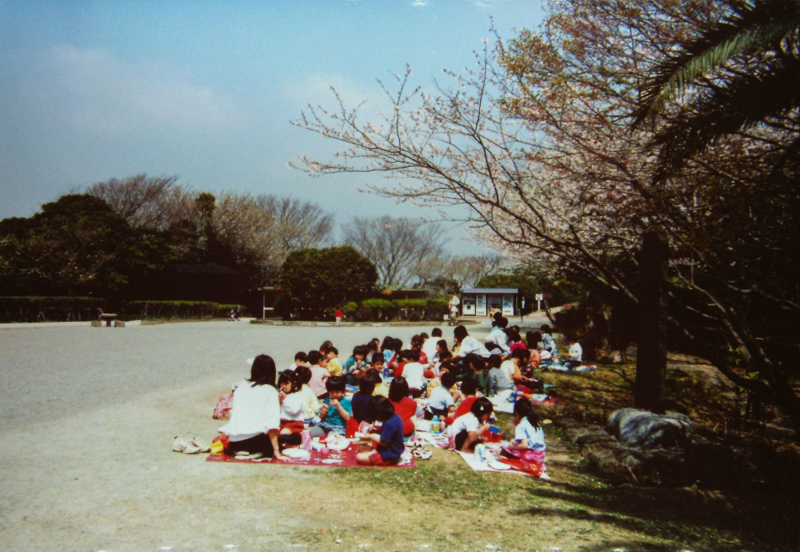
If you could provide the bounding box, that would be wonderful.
[172,436,190,452]
[190,436,210,453]
[172,436,201,454]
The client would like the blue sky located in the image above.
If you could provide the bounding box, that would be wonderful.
[0,1,544,252]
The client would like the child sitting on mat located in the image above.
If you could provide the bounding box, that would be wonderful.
[449,377,479,423]
[292,365,321,424]
[278,371,305,446]
[219,355,287,461]
[388,376,418,436]
[447,397,494,452]
[467,355,489,396]
[425,371,457,420]
[351,373,376,424]
[308,350,330,399]
[310,375,352,437]
[366,366,389,397]
[356,396,405,466]
[500,397,547,476]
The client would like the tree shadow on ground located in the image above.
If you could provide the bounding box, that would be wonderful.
[512,476,798,551]
[572,541,684,552]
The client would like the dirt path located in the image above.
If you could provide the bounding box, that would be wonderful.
[2,321,463,551]
[4,318,582,552]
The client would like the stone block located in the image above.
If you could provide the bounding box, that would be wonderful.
[607,408,693,449]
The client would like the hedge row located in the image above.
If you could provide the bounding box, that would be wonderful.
[340,298,449,322]
[0,296,105,323]
[127,301,245,320]
[0,297,246,322]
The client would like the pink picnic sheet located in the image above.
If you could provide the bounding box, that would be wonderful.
[206,446,416,468]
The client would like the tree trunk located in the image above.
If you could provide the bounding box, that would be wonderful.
[635,228,670,413]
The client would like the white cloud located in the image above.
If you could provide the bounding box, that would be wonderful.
[23,45,241,135]
[286,71,380,110]
[283,71,400,128]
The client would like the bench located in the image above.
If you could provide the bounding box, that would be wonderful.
[92,314,124,327]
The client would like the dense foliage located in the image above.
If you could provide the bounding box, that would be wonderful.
[0,194,171,298]
[0,296,105,323]
[0,175,337,304]
[277,246,378,318]
[126,300,244,320]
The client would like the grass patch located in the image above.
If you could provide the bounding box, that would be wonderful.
[268,357,798,551]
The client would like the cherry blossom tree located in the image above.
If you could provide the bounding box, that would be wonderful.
[292,0,800,427]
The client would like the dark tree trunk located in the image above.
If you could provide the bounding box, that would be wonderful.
[635,228,670,413]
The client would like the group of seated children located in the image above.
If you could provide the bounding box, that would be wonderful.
[219,327,550,468]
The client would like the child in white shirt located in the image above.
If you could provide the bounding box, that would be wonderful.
[447,397,494,452]
[565,335,583,368]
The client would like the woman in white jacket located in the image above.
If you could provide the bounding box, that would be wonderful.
[219,355,287,461]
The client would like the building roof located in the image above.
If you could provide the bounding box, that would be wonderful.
[461,288,519,294]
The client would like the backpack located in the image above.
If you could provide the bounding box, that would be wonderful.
[213,392,234,419]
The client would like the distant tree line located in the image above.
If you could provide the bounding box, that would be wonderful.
[0,174,521,311]
[0,175,335,302]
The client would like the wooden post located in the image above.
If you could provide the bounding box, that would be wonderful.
[636,228,670,413]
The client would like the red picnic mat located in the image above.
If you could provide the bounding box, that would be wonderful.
[206,447,416,468]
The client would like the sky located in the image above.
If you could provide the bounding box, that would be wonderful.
[0,0,545,253]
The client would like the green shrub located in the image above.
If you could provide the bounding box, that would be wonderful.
[354,298,397,321]
[355,305,374,322]
[127,300,242,320]
[360,298,397,309]
[425,298,449,320]
[342,302,359,316]
[0,296,104,323]
[393,298,449,321]
[394,299,427,308]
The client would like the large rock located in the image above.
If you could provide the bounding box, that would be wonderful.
[606,408,693,449]
[557,409,696,484]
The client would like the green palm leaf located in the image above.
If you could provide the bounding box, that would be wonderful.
[651,51,800,174]
[634,0,800,127]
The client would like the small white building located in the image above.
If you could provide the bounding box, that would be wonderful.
[460,287,519,317]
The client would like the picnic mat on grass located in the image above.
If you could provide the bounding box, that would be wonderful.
[546,363,598,373]
[456,451,533,476]
[491,389,560,414]
[206,447,416,468]
[418,432,450,449]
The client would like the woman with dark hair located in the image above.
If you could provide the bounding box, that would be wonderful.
[219,354,286,460]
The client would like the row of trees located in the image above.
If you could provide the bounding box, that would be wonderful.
[0,176,336,299]
[1,174,518,303]
[293,0,800,427]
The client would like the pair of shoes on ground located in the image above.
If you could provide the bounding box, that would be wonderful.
[172,435,210,454]
[408,441,432,460]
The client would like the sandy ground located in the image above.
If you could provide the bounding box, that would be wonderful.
[0,317,544,552]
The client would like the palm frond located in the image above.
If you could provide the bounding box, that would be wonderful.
[651,53,800,176]
[634,0,800,127]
